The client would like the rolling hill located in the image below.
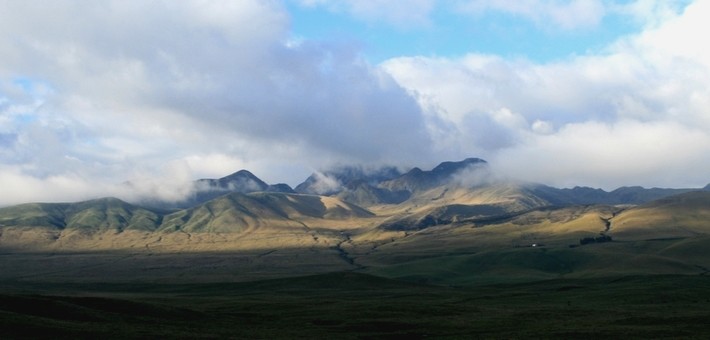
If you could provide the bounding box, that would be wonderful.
[0,197,161,232]
[611,190,710,240]
[357,191,710,284]
[0,192,376,252]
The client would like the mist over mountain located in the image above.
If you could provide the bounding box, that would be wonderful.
[295,165,403,195]
[190,170,295,206]
[197,170,270,192]
[122,157,709,213]
[380,158,488,193]
[3,156,707,246]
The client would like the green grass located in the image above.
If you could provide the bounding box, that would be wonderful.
[1,272,709,339]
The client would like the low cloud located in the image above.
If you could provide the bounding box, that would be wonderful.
[0,0,434,206]
[307,172,343,195]
[383,0,710,189]
[450,163,498,189]
[491,120,710,189]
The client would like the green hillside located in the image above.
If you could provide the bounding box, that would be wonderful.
[0,198,160,232]
[612,191,710,240]
[0,202,69,229]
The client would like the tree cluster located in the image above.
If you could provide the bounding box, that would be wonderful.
[579,234,612,245]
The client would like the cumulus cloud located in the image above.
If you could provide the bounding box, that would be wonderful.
[0,0,707,207]
[0,0,433,206]
[383,0,710,189]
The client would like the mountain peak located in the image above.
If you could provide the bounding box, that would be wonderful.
[431,158,487,176]
[222,169,260,181]
[212,170,268,192]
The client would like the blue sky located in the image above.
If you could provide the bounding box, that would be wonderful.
[0,0,708,205]
[286,0,654,63]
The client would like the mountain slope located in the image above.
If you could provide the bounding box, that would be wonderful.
[0,202,68,229]
[379,158,487,193]
[0,192,375,252]
[183,170,295,207]
[295,165,402,195]
[611,191,710,240]
[0,197,161,232]
[159,192,373,233]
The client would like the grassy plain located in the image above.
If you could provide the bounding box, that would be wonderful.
[1,272,709,339]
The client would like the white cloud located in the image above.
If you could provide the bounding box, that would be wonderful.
[0,0,434,206]
[614,0,692,28]
[491,120,710,189]
[309,172,343,195]
[383,0,710,189]
[531,120,554,134]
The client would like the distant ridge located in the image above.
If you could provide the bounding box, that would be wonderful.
[3,157,708,230]
[196,170,294,194]
[295,165,402,195]
[185,158,706,210]
[530,184,701,206]
[294,158,488,207]
[380,158,487,193]
[160,170,297,208]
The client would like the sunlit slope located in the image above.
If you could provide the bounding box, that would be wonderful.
[0,197,161,232]
[611,191,710,240]
[359,202,710,284]
[145,192,376,252]
[159,192,373,233]
[0,193,376,252]
[357,205,615,284]
[356,205,615,257]
[160,193,299,233]
[370,182,553,230]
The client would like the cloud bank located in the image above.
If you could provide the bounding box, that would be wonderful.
[383,0,710,189]
[0,0,708,206]
[0,0,432,205]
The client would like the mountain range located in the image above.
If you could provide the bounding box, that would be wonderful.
[162,157,705,209]
[1,157,709,283]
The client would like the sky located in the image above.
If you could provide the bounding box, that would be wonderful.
[1,0,709,206]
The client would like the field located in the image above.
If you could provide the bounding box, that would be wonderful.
[1,245,710,339]
[1,270,709,338]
